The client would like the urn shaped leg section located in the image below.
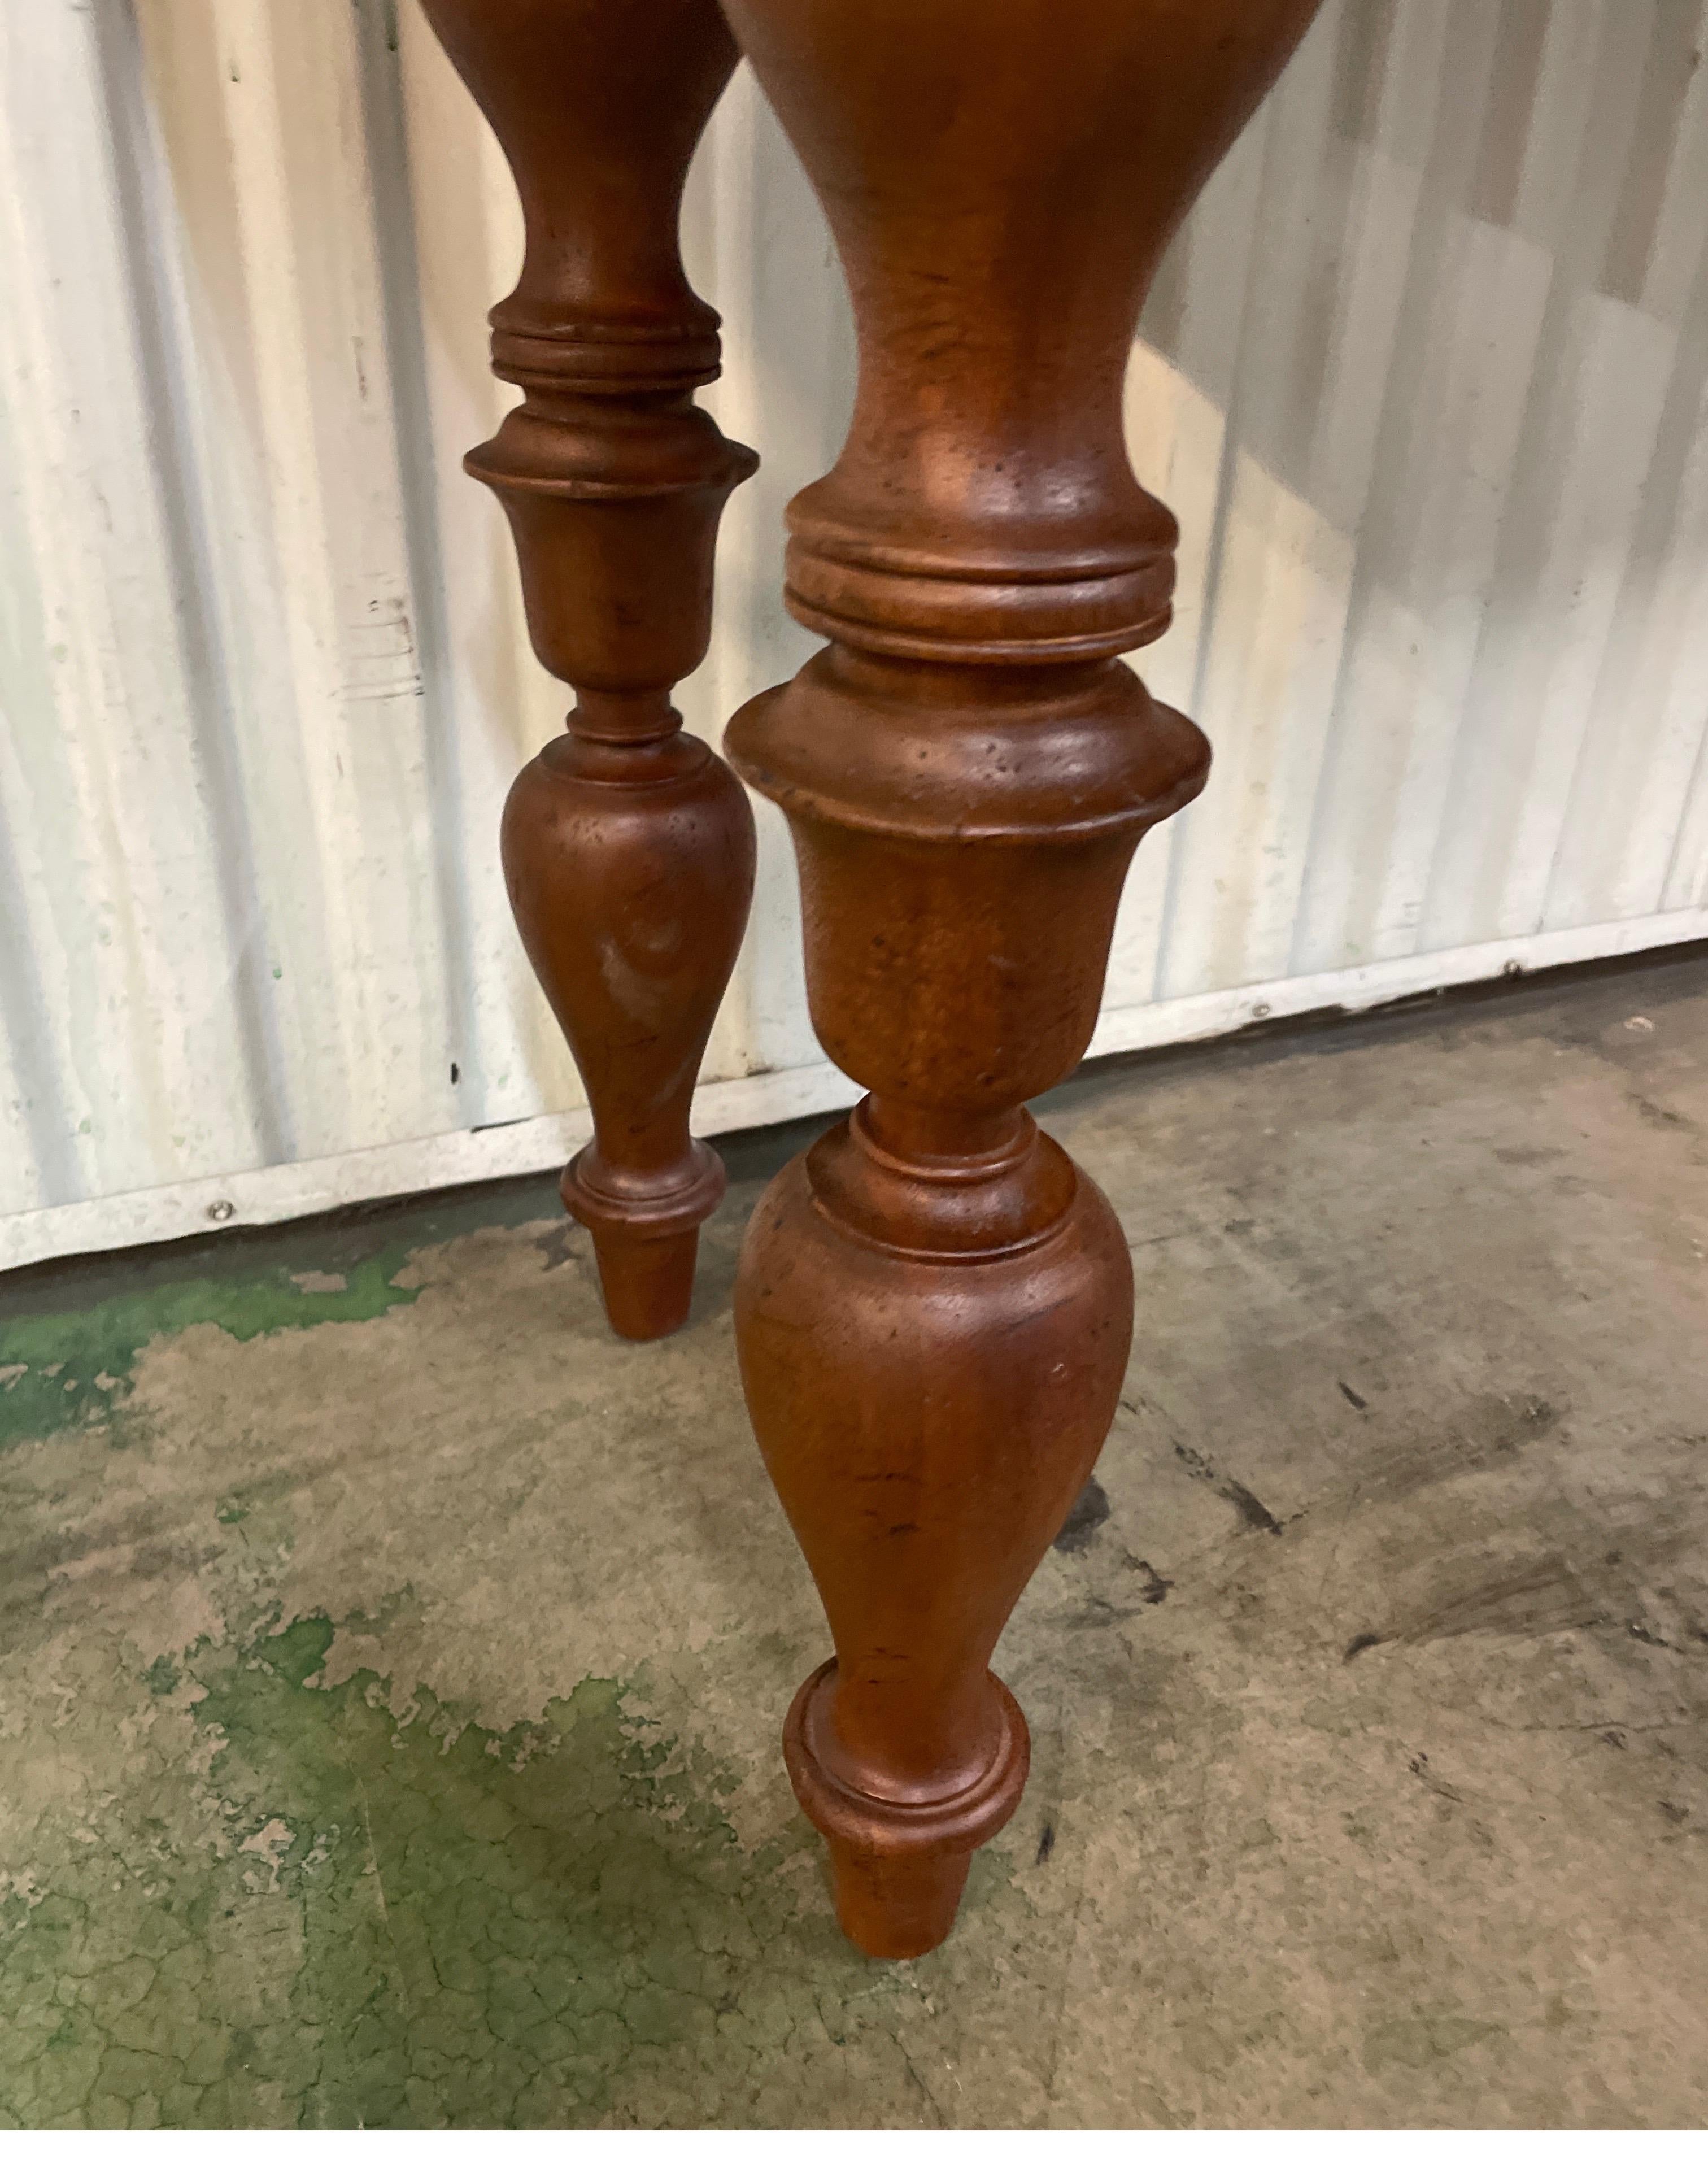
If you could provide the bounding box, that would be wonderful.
[503,727,755,1339]
[738,1109,1134,1956]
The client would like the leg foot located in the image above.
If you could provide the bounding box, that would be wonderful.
[587,1227,701,1343]
[826,1843,975,1963]
[563,1134,725,1340]
[784,1658,1027,1960]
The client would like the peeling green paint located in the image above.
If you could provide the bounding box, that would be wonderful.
[197,1616,790,2125]
[0,1609,961,2128]
[0,1169,572,1456]
[0,1253,422,1450]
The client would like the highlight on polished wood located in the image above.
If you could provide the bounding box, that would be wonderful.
[718,0,1325,1957]
[419,0,757,1340]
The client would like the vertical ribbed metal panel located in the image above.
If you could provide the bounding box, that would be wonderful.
[3,0,1706,1251]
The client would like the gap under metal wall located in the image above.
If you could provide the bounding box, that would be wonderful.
[3,0,1706,1269]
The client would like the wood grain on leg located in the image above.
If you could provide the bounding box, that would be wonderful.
[719,0,1323,1954]
[420,0,756,1339]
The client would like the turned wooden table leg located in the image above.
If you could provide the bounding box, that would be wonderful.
[420,0,756,1340]
[720,0,1323,1956]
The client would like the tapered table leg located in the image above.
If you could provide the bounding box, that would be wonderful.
[420,0,757,1339]
[719,0,1324,1955]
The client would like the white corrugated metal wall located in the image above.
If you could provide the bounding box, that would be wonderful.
[3,0,1706,1269]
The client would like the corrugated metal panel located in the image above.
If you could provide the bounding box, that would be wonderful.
[3,0,1707,1265]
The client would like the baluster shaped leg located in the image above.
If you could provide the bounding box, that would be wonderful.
[421,0,757,1339]
[719,0,1323,1954]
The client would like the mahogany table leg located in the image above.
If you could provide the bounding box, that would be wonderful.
[420,0,757,1340]
[719,0,1324,1956]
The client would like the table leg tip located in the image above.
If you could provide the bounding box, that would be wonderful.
[591,1227,700,1340]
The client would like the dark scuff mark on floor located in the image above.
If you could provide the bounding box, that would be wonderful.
[1053,1477,1111,1554]
[1130,1559,1173,1605]
[1170,1440,1284,1536]
[536,1223,581,1272]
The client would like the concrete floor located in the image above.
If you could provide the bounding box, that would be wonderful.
[1,951,1705,2128]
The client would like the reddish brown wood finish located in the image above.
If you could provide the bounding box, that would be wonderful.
[718,0,1324,1956]
[420,0,757,1339]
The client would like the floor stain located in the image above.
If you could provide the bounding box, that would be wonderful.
[0,1606,1003,2127]
[1053,1477,1111,1555]
[1169,1439,1284,1537]
[0,1255,421,1452]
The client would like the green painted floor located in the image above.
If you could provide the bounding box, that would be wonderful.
[2,954,1705,2127]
